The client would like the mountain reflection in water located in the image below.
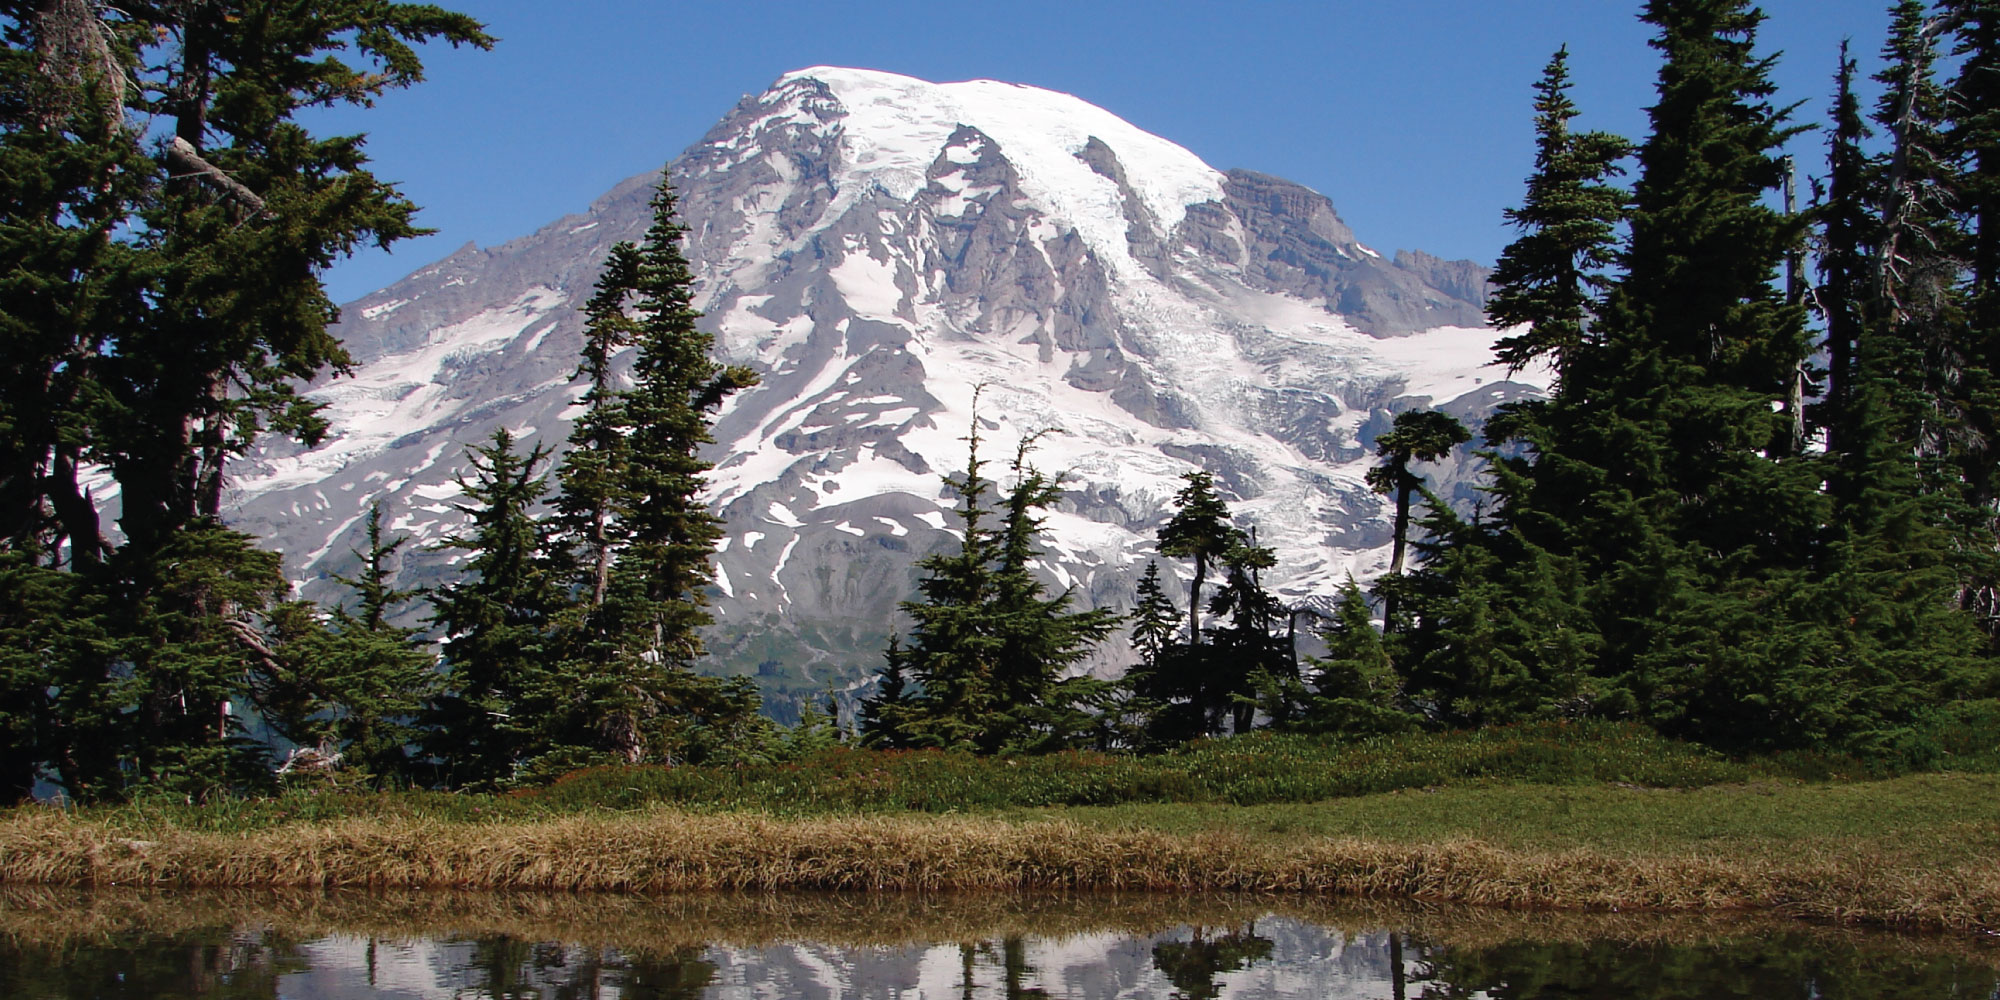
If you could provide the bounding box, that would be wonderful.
[1,888,1995,999]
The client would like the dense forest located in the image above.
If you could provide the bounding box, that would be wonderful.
[3,0,1998,803]
[863,0,2000,759]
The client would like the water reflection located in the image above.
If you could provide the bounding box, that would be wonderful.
[1,888,1995,999]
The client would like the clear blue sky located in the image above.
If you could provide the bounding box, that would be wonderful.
[314,0,1897,305]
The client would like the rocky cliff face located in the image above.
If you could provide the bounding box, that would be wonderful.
[222,67,1542,716]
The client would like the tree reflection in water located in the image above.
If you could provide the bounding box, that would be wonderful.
[3,896,1999,1000]
[459,938,717,1000]
[0,935,305,1000]
[1150,922,1277,999]
[1410,937,2000,1000]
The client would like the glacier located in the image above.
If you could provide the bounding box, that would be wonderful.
[220,67,1545,716]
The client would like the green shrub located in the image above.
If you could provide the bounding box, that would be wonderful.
[516,720,1763,814]
[68,719,1935,830]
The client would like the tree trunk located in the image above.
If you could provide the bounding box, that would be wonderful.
[1383,471,1413,631]
[1390,931,1406,1000]
[1782,156,1807,456]
[1187,552,1207,644]
[50,447,103,567]
[590,506,611,606]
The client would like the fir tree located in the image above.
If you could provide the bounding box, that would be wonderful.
[1157,472,1240,645]
[1941,0,2000,634]
[1127,561,1181,673]
[1530,0,1821,742]
[983,437,1121,751]
[96,523,288,798]
[1364,409,1469,631]
[784,694,844,759]
[893,415,1003,750]
[1205,535,1288,733]
[1144,475,1281,740]
[1487,46,1631,386]
[257,504,435,785]
[1776,5,1996,744]
[568,172,757,763]
[555,242,643,610]
[1813,43,1875,463]
[890,423,1117,752]
[1399,487,1598,726]
[859,635,916,749]
[0,2,490,799]
[1301,577,1418,736]
[426,429,563,788]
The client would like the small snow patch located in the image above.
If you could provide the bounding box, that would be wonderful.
[360,298,410,320]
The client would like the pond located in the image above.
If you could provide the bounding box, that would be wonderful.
[1,887,1995,999]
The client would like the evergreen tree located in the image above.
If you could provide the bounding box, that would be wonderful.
[1364,409,1470,631]
[426,429,562,788]
[892,416,1003,750]
[1487,46,1631,386]
[1399,485,1599,725]
[258,504,436,785]
[859,635,916,749]
[1300,577,1419,736]
[555,242,643,610]
[524,174,759,770]
[1103,562,1177,750]
[0,1,490,799]
[1157,472,1240,644]
[562,173,757,763]
[1143,474,1286,740]
[1867,1,1961,487]
[1813,42,1876,463]
[890,425,1117,752]
[983,437,1121,751]
[1206,535,1288,733]
[97,523,287,798]
[1508,0,1824,744]
[783,693,845,759]
[0,552,75,798]
[1941,0,2000,635]
[1777,4,1995,744]
[1129,560,1182,667]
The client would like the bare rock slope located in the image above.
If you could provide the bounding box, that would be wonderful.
[224,67,1542,714]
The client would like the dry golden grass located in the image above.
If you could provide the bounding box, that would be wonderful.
[4,805,1997,934]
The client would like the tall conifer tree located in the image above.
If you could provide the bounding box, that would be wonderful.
[1487,46,1631,386]
[556,243,643,610]
[891,415,1002,749]
[1941,0,2000,633]
[984,438,1121,750]
[887,421,1116,751]
[1365,410,1470,632]
[1157,472,1238,648]
[544,172,758,764]
[0,1,490,798]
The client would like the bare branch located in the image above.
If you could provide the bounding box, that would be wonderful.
[166,137,271,217]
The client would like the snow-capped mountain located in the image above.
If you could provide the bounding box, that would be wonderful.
[223,67,1542,713]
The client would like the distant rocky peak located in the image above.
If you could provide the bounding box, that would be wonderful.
[221,66,1531,715]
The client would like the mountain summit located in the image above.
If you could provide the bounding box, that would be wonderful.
[223,67,1541,711]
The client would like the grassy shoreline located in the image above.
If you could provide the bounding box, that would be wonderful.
[5,773,1998,935]
[6,727,1996,935]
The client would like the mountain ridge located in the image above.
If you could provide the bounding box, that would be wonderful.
[221,67,1541,714]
